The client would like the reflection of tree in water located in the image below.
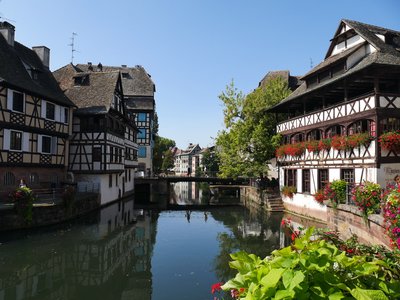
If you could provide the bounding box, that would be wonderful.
[210,207,283,281]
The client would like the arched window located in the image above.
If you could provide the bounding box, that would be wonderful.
[291,133,304,143]
[326,125,345,138]
[306,129,322,141]
[348,119,375,136]
[380,117,400,133]
[4,172,15,186]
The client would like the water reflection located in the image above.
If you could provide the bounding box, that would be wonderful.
[0,182,319,300]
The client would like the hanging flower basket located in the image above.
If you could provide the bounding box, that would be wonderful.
[379,131,400,152]
[318,138,331,151]
[331,135,346,151]
[346,132,373,149]
[306,140,319,153]
[285,142,305,157]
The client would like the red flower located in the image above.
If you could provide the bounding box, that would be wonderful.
[211,282,223,294]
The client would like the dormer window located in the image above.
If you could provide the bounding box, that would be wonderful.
[46,102,55,120]
[121,72,130,79]
[73,74,88,86]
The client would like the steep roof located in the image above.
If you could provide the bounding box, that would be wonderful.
[0,34,74,106]
[76,64,155,97]
[53,65,120,114]
[269,19,400,112]
[258,70,301,91]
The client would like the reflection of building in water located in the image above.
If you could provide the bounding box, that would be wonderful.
[170,182,208,205]
[0,199,157,300]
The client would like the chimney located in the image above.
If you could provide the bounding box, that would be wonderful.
[32,46,50,69]
[97,62,103,72]
[0,21,15,47]
[121,64,127,68]
[88,62,93,71]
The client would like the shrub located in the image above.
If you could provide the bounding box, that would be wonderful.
[351,181,382,222]
[383,185,400,250]
[324,179,347,207]
[220,227,400,299]
[281,186,296,199]
[10,186,36,224]
[313,189,325,204]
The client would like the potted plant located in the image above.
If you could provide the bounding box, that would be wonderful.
[306,140,319,153]
[318,138,331,151]
[313,189,326,204]
[383,185,400,250]
[324,179,347,207]
[346,132,373,149]
[331,135,346,151]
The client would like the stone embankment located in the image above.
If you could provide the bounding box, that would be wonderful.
[240,186,391,248]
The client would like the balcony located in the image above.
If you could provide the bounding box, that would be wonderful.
[277,93,400,133]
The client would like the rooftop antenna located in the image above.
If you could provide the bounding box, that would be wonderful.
[68,32,78,64]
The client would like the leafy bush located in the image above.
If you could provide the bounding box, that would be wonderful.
[324,179,347,207]
[383,185,400,250]
[220,227,400,299]
[351,181,382,222]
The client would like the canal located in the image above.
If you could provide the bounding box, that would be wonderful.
[0,182,287,300]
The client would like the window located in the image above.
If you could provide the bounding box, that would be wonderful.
[46,102,55,120]
[138,113,146,122]
[348,120,372,135]
[109,174,112,187]
[302,169,310,193]
[318,169,329,190]
[29,173,39,185]
[110,147,114,162]
[4,172,15,186]
[380,118,400,133]
[284,169,297,187]
[326,125,344,138]
[10,131,22,151]
[138,128,146,139]
[307,129,322,141]
[291,133,304,143]
[93,147,102,162]
[341,169,355,203]
[64,108,69,123]
[12,91,24,112]
[41,136,52,153]
[138,146,147,158]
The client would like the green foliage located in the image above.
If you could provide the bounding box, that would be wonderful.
[11,187,36,224]
[216,77,291,178]
[161,149,175,172]
[222,227,400,299]
[325,179,347,207]
[153,136,176,173]
[351,181,382,222]
[201,148,219,176]
[281,186,296,199]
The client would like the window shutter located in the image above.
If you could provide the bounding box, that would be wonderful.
[41,100,46,118]
[3,129,10,150]
[6,89,13,110]
[52,137,57,154]
[37,135,42,153]
[23,132,30,151]
[55,105,61,122]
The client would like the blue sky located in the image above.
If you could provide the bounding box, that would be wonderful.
[1,0,400,149]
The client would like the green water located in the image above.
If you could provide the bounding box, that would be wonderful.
[0,183,284,300]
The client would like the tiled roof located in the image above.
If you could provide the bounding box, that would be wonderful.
[76,64,155,97]
[259,70,301,91]
[0,34,74,106]
[53,64,120,114]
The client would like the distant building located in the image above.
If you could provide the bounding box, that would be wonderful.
[173,143,201,176]
[76,64,156,177]
[53,64,138,205]
[0,22,75,191]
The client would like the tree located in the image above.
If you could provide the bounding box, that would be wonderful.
[161,149,175,172]
[201,148,220,176]
[153,136,176,174]
[215,76,291,178]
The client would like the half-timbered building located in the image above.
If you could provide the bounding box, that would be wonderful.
[0,22,75,192]
[76,64,156,177]
[269,19,400,217]
[53,64,138,205]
